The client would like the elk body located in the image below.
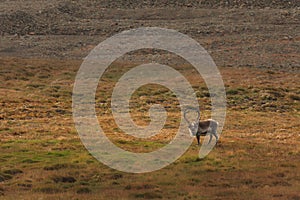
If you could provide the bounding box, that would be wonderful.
[184,109,219,145]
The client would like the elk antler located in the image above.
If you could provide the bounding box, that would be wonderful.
[183,107,200,125]
[195,109,200,122]
[183,109,191,125]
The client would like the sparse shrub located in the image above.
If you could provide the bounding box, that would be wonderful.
[134,192,162,199]
[77,187,91,194]
[111,173,123,180]
[55,109,67,114]
[227,89,239,95]
[86,159,94,164]
[242,179,253,185]
[289,94,300,101]
[291,195,300,200]
[26,83,45,88]
[136,184,156,190]
[37,74,50,79]
[0,173,12,182]
[51,93,60,98]
[112,181,119,185]
[272,180,291,186]
[43,163,68,171]
[52,176,76,183]
[21,159,39,163]
[266,70,275,74]
[37,187,61,194]
[79,181,89,186]
[17,183,32,188]
[125,185,132,190]
[199,90,210,97]
[3,169,23,175]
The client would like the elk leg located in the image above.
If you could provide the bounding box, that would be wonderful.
[196,135,200,145]
[208,134,213,144]
[213,132,219,144]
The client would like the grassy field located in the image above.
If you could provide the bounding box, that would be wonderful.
[0,57,299,199]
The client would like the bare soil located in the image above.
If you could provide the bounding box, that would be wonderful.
[0,0,300,70]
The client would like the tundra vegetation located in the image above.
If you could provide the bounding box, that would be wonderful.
[0,57,299,199]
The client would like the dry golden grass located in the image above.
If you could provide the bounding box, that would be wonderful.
[0,57,299,199]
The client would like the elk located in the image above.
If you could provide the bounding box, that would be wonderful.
[184,108,219,145]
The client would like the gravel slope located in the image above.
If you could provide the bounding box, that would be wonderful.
[0,1,299,70]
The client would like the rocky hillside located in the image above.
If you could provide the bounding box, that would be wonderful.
[0,0,299,71]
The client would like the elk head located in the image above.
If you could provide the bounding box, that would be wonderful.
[183,108,200,136]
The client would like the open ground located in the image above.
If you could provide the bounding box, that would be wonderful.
[0,1,299,199]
